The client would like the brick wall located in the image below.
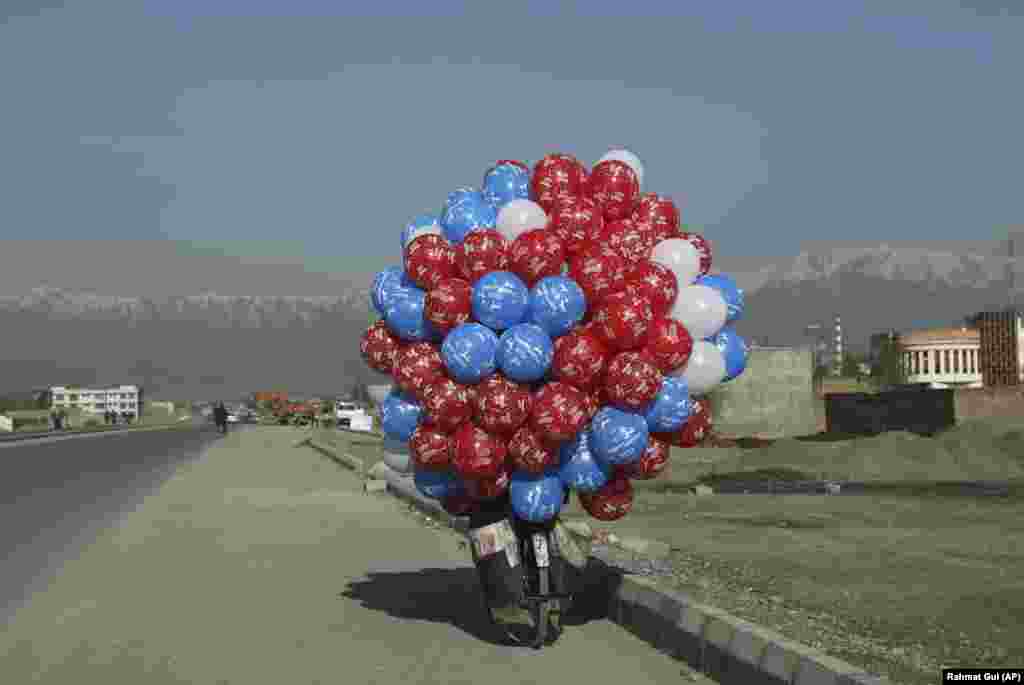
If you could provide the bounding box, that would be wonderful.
[954,386,1024,421]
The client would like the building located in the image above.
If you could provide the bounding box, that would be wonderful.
[50,384,143,418]
[897,327,983,388]
[832,315,844,376]
[803,315,844,376]
[967,310,1023,386]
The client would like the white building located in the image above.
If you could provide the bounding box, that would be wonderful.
[50,385,142,417]
[897,327,983,388]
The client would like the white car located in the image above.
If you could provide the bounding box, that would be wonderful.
[226,414,240,424]
[336,402,369,429]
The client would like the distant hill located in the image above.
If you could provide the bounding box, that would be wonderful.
[1,241,1020,397]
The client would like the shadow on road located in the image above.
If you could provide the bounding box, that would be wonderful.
[340,561,621,645]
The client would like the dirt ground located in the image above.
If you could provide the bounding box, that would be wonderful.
[319,419,1024,685]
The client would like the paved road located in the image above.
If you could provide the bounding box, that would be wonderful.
[0,422,235,624]
[0,426,711,684]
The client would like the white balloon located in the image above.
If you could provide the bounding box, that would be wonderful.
[598,148,644,188]
[402,225,442,249]
[496,199,548,243]
[382,437,413,473]
[650,238,701,288]
[671,340,726,396]
[670,284,728,340]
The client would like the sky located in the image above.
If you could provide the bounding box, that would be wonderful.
[1,0,1022,291]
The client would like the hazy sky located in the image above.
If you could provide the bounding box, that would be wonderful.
[2,0,1021,289]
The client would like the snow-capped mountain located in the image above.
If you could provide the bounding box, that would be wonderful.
[1,242,1020,397]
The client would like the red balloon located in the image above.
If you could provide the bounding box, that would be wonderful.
[508,425,558,474]
[409,425,453,470]
[360,321,403,374]
[587,160,640,222]
[579,476,634,521]
[618,436,670,480]
[452,422,508,480]
[531,153,588,213]
[584,391,601,419]
[591,291,655,352]
[473,375,532,435]
[568,247,627,306]
[493,159,530,172]
[657,399,712,448]
[548,195,604,256]
[454,229,510,284]
[599,218,653,263]
[465,464,511,500]
[632,193,681,243]
[404,234,456,290]
[421,378,474,433]
[393,342,445,400]
[680,231,712,276]
[643,317,694,374]
[529,381,589,443]
[551,329,609,392]
[625,260,678,319]
[604,350,664,410]
[424,278,472,336]
[441,492,477,516]
[508,228,565,287]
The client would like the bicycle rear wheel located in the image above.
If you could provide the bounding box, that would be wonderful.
[530,566,550,649]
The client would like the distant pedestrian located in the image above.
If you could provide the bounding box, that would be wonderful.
[57,408,67,430]
[213,402,228,434]
[49,409,57,431]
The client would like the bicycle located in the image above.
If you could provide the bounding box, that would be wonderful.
[471,499,578,650]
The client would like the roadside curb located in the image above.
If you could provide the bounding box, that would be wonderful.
[303,440,892,685]
[0,421,198,445]
[301,438,366,476]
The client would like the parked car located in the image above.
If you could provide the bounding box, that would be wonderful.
[335,402,366,428]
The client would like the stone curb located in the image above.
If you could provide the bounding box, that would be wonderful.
[301,438,366,476]
[0,421,198,445]
[304,440,892,685]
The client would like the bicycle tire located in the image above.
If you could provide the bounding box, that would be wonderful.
[530,565,549,649]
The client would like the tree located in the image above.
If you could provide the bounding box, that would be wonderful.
[842,352,866,380]
[872,335,907,387]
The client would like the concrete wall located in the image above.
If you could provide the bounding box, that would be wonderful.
[954,386,1024,421]
[706,346,821,439]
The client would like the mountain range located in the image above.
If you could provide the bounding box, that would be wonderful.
[1,239,1021,399]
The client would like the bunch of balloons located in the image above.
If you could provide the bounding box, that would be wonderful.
[361,149,749,524]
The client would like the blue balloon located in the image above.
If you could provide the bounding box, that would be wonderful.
[711,325,750,381]
[414,468,465,500]
[440,188,498,243]
[527,276,587,338]
[558,429,611,493]
[497,323,554,383]
[401,213,441,249]
[482,163,530,210]
[643,376,693,433]
[441,323,499,384]
[510,469,565,523]
[380,390,422,442]
[371,265,413,316]
[472,271,529,331]
[590,407,649,465]
[383,286,436,342]
[696,273,745,324]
